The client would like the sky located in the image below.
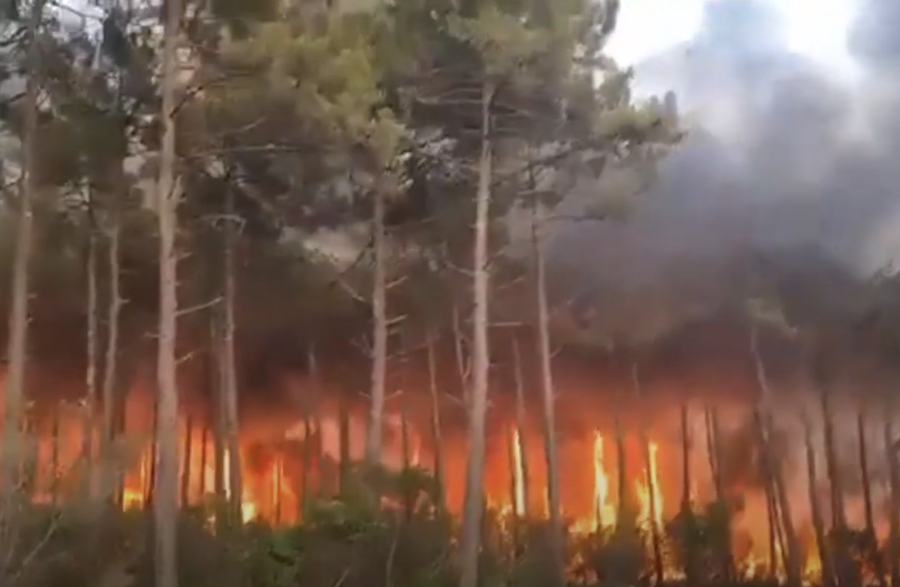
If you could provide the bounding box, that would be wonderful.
[606,0,858,72]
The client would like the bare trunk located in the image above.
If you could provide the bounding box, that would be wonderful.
[533,217,565,584]
[632,363,664,585]
[300,415,312,518]
[458,79,493,587]
[199,424,208,498]
[680,402,691,510]
[705,405,734,580]
[210,310,226,521]
[101,219,122,499]
[338,392,350,495]
[154,0,182,582]
[50,404,61,505]
[883,398,900,587]
[220,190,243,524]
[366,186,388,468]
[181,416,193,506]
[750,326,801,586]
[511,337,530,518]
[804,414,835,587]
[858,405,886,587]
[426,335,445,513]
[2,0,45,493]
[83,228,99,497]
[820,383,847,530]
[614,413,631,524]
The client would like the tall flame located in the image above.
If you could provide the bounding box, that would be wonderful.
[592,431,615,529]
[511,428,526,515]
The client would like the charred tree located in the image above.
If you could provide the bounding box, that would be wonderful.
[426,334,445,513]
[804,413,836,587]
[858,404,886,587]
[101,208,123,501]
[883,396,900,587]
[181,416,193,506]
[633,363,664,585]
[83,221,99,497]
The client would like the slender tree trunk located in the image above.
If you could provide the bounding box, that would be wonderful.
[220,189,243,524]
[804,414,835,587]
[2,0,45,494]
[338,392,350,495]
[101,217,122,500]
[199,424,208,498]
[154,0,182,581]
[426,334,445,513]
[858,404,887,587]
[458,79,494,587]
[750,326,801,586]
[533,215,565,585]
[820,383,847,530]
[83,227,99,497]
[300,415,312,519]
[50,404,61,505]
[614,412,630,524]
[705,405,734,580]
[510,337,530,518]
[632,362,664,585]
[883,397,900,587]
[366,185,388,469]
[181,416,193,506]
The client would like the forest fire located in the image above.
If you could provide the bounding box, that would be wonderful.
[16,377,886,587]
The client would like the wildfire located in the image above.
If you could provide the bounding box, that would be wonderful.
[592,432,615,529]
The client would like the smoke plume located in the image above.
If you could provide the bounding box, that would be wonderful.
[549,0,900,344]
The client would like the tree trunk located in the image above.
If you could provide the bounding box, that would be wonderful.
[101,217,122,501]
[750,326,801,586]
[300,415,312,519]
[614,412,630,525]
[820,383,847,530]
[705,405,734,580]
[804,414,835,587]
[426,334,445,513]
[365,185,388,469]
[858,404,886,587]
[458,79,493,587]
[199,424,208,498]
[181,416,193,506]
[533,214,565,585]
[154,0,182,582]
[2,0,45,494]
[632,362,664,585]
[50,404,61,505]
[883,396,900,587]
[510,337,530,518]
[220,189,243,524]
[83,227,99,497]
[338,392,351,495]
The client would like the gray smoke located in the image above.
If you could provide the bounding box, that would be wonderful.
[547,0,900,343]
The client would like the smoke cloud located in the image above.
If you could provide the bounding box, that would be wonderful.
[548,0,900,343]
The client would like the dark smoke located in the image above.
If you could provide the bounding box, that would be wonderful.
[548,0,900,346]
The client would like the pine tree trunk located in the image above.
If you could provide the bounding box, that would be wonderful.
[83,227,99,497]
[614,412,630,524]
[220,190,243,525]
[2,0,45,495]
[820,383,847,530]
[300,415,312,519]
[199,425,208,498]
[339,392,351,495]
[101,217,122,501]
[426,334,445,513]
[154,0,182,581]
[511,337,530,518]
[50,404,61,505]
[632,362,664,585]
[704,405,734,580]
[366,185,388,469]
[883,397,900,587]
[858,405,886,587]
[804,414,835,587]
[181,416,193,506]
[458,79,493,587]
[533,216,565,585]
[750,326,801,586]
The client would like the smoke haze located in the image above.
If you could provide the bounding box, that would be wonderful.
[547,0,900,343]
